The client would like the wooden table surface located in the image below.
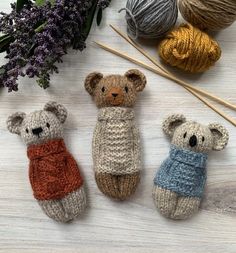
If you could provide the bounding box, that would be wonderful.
[1,1,236,252]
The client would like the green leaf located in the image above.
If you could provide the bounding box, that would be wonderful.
[16,0,30,12]
[0,67,5,75]
[73,0,99,49]
[35,0,44,5]
[0,34,11,43]
[34,22,47,33]
[79,0,99,44]
[35,0,55,6]
[96,8,103,26]
[0,34,14,53]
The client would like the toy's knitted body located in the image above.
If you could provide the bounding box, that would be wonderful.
[85,69,146,200]
[93,107,141,199]
[27,139,83,200]
[7,102,86,222]
[154,145,207,198]
[153,114,229,220]
[93,107,140,175]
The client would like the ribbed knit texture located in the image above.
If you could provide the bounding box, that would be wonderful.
[154,145,207,198]
[93,107,141,175]
[152,114,229,220]
[27,138,83,201]
[84,70,146,200]
[92,107,141,200]
[39,187,86,222]
[7,102,87,222]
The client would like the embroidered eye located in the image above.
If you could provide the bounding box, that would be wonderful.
[125,86,129,93]
[46,123,50,128]
[101,87,105,93]
[26,128,29,133]
[183,132,187,138]
[202,136,205,142]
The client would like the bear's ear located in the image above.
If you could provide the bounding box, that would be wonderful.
[84,72,103,96]
[125,69,146,92]
[208,123,229,151]
[162,114,186,137]
[7,112,26,135]
[44,101,67,124]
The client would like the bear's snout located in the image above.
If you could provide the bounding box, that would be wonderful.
[32,127,43,136]
[189,135,197,147]
[106,87,124,106]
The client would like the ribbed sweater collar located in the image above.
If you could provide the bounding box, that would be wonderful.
[170,145,208,168]
[27,139,66,160]
[98,107,134,121]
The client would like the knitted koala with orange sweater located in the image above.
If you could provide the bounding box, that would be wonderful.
[85,69,146,200]
[7,102,86,222]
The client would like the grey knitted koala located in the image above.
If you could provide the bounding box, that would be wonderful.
[153,114,229,220]
[7,101,86,222]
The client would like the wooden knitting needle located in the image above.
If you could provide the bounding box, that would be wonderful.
[94,41,183,79]
[109,25,236,126]
[94,41,236,127]
[109,24,236,111]
[186,88,236,126]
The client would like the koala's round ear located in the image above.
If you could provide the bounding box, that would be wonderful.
[84,72,103,96]
[44,101,67,124]
[125,69,146,92]
[208,123,229,151]
[7,112,26,135]
[162,114,186,137]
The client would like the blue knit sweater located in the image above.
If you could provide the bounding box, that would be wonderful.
[154,145,208,198]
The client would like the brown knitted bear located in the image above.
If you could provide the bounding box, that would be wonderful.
[7,102,86,222]
[85,69,146,200]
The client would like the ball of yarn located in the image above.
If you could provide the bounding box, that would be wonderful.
[179,0,236,31]
[119,0,178,39]
[159,23,221,73]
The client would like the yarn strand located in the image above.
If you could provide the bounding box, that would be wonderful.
[119,8,139,39]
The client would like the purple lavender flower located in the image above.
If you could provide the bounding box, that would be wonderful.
[0,0,93,91]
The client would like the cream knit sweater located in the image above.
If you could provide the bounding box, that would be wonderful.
[92,107,141,175]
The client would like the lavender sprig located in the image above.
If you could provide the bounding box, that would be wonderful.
[0,0,93,91]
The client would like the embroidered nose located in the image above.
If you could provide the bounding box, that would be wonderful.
[32,127,43,135]
[189,135,197,147]
[112,93,118,97]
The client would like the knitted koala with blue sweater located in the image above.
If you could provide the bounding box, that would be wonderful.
[153,114,229,220]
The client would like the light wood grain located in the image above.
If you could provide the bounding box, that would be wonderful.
[0,1,236,252]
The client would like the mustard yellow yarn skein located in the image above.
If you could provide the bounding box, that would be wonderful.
[159,24,221,73]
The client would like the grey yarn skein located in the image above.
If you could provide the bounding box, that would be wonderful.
[119,0,178,39]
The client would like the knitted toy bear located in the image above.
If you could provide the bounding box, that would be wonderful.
[85,69,146,200]
[153,114,229,220]
[7,102,86,222]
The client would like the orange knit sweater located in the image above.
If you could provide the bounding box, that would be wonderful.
[27,139,83,201]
